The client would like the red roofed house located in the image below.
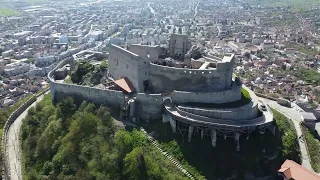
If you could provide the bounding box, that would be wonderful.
[278,160,320,180]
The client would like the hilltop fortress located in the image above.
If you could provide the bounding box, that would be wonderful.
[48,34,274,150]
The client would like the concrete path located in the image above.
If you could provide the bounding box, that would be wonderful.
[259,97,313,171]
[6,94,46,180]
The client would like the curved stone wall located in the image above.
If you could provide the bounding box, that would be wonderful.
[177,86,259,121]
[178,103,259,121]
[172,83,241,104]
[149,62,233,93]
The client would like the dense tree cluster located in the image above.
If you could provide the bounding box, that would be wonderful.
[70,61,95,84]
[294,67,320,85]
[70,61,108,86]
[21,95,187,180]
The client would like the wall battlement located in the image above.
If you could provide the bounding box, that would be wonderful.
[128,44,161,61]
[148,61,234,93]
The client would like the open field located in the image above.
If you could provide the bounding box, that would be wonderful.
[0,8,20,17]
[246,0,320,11]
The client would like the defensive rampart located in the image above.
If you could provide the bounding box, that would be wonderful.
[135,93,164,120]
[48,59,125,106]
[176,85,259,120]
[172,83,241,104]
[149,61,233,93]
[177,103,259,121]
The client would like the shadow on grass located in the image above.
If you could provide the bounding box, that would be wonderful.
[141,120,282,180]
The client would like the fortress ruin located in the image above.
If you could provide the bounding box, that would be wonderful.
[48,34,274,151]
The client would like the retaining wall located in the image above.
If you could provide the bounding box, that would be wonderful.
[1,88,49,180]
[255,92,278,101]
[178,103,259,121]
[172,84,241,104]
[177,85,260,121]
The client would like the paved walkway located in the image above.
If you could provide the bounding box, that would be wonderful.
[6,94,45,180]
[259,97,313,171]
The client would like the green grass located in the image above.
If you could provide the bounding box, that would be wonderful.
[0,8,21,17]
[271,108,301,163]
[301,124,320,172]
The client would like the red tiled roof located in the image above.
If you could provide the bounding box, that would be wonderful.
[278,160,320,180]
[114,77,135,93]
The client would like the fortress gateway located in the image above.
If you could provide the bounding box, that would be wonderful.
[48,34,274,150]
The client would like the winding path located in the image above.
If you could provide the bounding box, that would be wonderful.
[259,97,313,171]
[5,94,46,180]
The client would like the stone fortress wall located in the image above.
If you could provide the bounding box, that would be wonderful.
[48,42,254,122]
[48,57,247,121]
[135,93,164,120]
[111,43,235,94]
[108,45,150,93]
[148,59,234,93]
[128,44,161,62]
[178,103,259,121]
[176,85,260,121]
[172,83,241,104]
[48,58,125,106]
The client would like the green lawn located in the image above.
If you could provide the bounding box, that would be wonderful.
[301,124,320,172]
[0,8,21,17]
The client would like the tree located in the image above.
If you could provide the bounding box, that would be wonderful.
[71,61,95,84]
[56,97,76,120]
[124,147,148,180]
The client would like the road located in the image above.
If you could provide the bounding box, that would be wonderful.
[194,1,200,17]
[259,97,313,171]
[6,94,46,180]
